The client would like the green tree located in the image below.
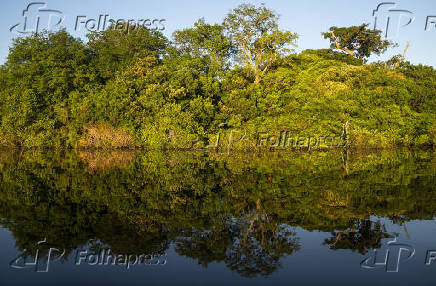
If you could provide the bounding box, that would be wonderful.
[173,18,233,75]
[0,30,96,147]
[223,3,298,83]
[87,27,167,80]
[322,24,395,59]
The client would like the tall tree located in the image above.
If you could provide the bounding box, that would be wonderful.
[173,18,233,74]
[87,27,167,81]
[322,24,395,59]
[223,4,298,83]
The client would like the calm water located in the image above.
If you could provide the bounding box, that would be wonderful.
[0,149,435,285]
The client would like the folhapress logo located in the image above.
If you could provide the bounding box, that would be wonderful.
[372,2,414,39]
[360,237,415,272]
[372,2,436,38]
[10,2,64,35]
[10,2,166,35]
[9,238,167,272]
[9,238,65,272]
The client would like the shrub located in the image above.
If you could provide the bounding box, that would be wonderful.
[77,124,137,149]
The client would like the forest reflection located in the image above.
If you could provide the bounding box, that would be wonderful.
[0,149,434,277]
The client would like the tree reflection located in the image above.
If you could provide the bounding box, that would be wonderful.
[175,199,300,277]
[0,149,434,277]
[323,219,393,254]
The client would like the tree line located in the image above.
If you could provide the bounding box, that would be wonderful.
[0,3,434,149]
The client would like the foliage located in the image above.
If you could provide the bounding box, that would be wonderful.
[322,24,396,59]
[0,4,434,149]
[223,4,298,83]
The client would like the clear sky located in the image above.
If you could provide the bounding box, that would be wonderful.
[1,0,435,66]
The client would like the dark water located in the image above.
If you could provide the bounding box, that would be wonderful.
[0,149,435,285]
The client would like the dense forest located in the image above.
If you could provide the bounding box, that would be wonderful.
[0,4,435,149]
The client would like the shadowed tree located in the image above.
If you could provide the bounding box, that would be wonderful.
[0,30,96,147]
[87,27,167,81]
[173,18,233,75]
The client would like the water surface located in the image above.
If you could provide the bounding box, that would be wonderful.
[0,149,435,285]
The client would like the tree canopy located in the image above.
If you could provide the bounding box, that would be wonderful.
[223,4,298,83]
[322,24,396,59]
[0,4,434,150]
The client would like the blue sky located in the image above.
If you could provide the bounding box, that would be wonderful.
[1,0,435,66]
